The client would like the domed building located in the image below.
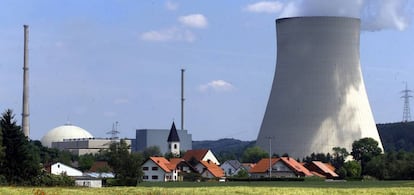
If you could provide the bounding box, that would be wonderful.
[41,124,94,147]
[41,123,131,156]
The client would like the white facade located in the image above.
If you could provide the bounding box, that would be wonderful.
[168,141,180,156]
[52,138,131,155]
[142,159,178,182]
[256,16,384,159]
[51,162,83,177]
[75,179,102,188]
[201,150,220,165]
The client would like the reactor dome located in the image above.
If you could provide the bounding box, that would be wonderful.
[41,124,94,147]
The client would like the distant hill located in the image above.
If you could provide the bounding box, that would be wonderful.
[192,138,254,161]
[191,122,414,160]
[377,121,414,152]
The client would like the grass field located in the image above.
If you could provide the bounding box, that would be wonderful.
[1,180,414,195]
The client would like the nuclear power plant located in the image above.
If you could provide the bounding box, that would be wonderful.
[256,16,384,158]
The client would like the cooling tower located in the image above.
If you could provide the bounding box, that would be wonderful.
[256,17,383,159]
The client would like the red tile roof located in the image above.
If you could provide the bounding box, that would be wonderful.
[307,161,338,178]
[200,160,224,178]
[279,157,313,176]
[324,163,336,172]
[242,163,256,170]
[150,157,172,173]
[183,149,209,162]
[168,158,185,170]
[249,158,279,173]
[249,157,312,177]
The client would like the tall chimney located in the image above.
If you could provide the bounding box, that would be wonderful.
[22,25,30,138]
[181,68,185,130]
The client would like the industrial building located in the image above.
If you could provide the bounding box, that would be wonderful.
[52,138,131,155]
[134,128,192,154]
[41,124,131,155]
[256,16,384,158]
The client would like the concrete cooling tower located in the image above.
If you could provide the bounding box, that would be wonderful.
[256,16,384,159]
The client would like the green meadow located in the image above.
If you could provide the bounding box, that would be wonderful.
[1,180,414,195]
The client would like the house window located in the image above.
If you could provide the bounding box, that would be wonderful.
[174,144,177,149]
[143,167,149,171]
[228,168,232,175]
[152,167,158,171]
[152,175,158,180]
[143,175,148,179]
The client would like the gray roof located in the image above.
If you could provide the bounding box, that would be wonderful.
[223,160,242,169]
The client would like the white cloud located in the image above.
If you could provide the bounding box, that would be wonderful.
[250,0,412,31]
[244,1,284,14]
[199,80,235,92]
[165,1,178,11]
[178,14,208,28]
[140,27,195,42]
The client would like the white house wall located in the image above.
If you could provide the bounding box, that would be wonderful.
[142,159,178,182]
[75,179,102,188]
[142,160,166,182]
[51,162,82,177]
[202,151,220,165]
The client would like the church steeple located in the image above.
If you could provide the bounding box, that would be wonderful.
[167,122,180,142]
[167,122,180,155]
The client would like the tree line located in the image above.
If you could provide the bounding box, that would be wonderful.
[302,137,414,180]
[0,109,144,186]
[1,107,413,186]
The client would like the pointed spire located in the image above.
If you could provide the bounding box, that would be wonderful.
[167,121,180,142]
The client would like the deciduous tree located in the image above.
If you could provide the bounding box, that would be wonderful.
[351,137,382,174]
[106,140,143,185]
[241,146,268,163]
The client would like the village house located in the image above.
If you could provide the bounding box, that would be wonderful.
[195,160,225,179]
[249,157,313,178]
[142,157,178,182]
[46,162,102,187]
[183,149,220,166]
[47,162,83,177]
[141,156,199,182]
[220,160,245,177]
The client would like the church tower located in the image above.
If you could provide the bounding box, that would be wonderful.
[167,122,180,156]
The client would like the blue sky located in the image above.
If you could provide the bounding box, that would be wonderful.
[1,0,413,141]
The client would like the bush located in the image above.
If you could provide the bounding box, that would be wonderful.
[227,177,304,182]
[182,172,202,182]
[0,175,7,186]
[34,172,75,186]
[106,178,137,186]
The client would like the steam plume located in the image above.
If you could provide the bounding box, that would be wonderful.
[275,0,413,31]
